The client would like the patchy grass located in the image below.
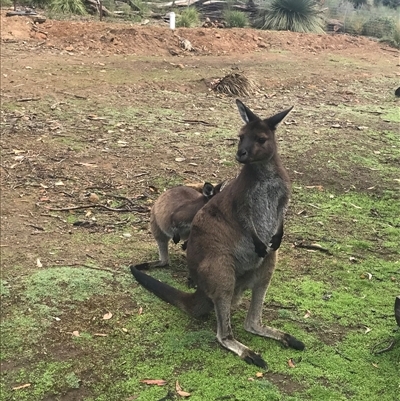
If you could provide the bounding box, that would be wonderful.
[1,33,399,401]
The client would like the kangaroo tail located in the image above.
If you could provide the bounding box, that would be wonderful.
[130,266,213,318]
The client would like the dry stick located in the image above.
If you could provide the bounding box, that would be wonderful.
[334,348,353,362]
[182,119,217,126]
[46,204,148,213]
[104,194,136,206]
[371,338,396,355]
[293,242,333,255]
[57,91,87,100]
[50,263,117,274]
[17,97,41,102]
[380,47,399,53]
[165,116,216,126]
[25,223,45,231]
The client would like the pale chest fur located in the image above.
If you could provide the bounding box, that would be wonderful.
[233,178,288,273]
[247,179,288,240]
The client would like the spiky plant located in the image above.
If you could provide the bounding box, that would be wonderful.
[255,0,325,34]
[224,10,249,28]
[176,7,200,28]
[50,0,86,15]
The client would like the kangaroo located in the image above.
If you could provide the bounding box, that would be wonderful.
[134,182,221,270]
[130,100,305,368]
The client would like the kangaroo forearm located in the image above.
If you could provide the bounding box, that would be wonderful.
[269,221,284,251]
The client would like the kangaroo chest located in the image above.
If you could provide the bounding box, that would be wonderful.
[232,180,287,273]
[247,181,286,240]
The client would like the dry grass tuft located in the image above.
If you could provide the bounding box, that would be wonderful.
[211,73,258,97]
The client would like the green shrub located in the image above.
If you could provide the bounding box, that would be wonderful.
[350,0,368,7]
[343,12,368,34]
[130,0,149,16]
[49,0,87,15]
[176,6,200,27]
[255,0,325,34]
[362,15,396,38]
[224,10,249,28]
[0,0,12,7]
[375,0,400,6]
[379,20,400,48]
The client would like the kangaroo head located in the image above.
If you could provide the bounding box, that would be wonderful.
[235,99,293,164]
[202,182,223,200]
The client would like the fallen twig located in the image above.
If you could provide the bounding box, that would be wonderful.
[50,263,117,274]
[293,242,333,255]
[25,223,45,231]
[267,302,296,310]
[57,91,88,100]
[165,116,216,126]
[17,97,41,102]
[46,204,148,213]
[334,348,353,362]
[133,172,150,178]
[105,194,136,206]
[380,47,399,53]
[183,119,217,126]
[371,337,396,355]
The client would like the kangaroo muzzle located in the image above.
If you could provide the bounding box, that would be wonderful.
[236,148,249,163]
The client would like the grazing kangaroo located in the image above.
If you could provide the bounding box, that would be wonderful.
[131,100,305,367]
[134,182,221,270]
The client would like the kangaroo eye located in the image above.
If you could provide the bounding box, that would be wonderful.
[257,137,267,144]
[238,136,244,143]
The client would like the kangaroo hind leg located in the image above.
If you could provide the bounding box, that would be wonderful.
[244,253,305,350]
[208,268,267,368]
[134,224,170,270]
[214,295,267,368]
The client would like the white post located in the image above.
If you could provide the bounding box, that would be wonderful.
[170,12,176,30]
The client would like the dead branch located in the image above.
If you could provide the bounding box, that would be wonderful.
[16,97,41,102]
[165,116,216,126]
[334,348,353,361]
[46,204,149,213]
[50,263,117,274]
[25,223,45,231]
[293,242,333,255]
[104,194,136,206]
[371,337,396,355]
[57,91,88,99]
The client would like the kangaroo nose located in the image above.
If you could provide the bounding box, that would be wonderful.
[236,149,248,162]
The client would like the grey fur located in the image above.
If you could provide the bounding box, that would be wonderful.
[131,100,304,367]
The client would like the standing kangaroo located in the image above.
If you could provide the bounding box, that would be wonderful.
[131,100,305,367]
[134,182,221,270]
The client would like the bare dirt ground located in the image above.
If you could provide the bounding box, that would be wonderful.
[1,10,399,401]
[1,11,398,255]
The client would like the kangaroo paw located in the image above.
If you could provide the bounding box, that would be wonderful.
[284,334,305,350]
[269,236,281,251]
[172,234,180,244]
[181,240,188,251]
[187,276,197,289]
[242,350,268,369]
[254,241,268,258]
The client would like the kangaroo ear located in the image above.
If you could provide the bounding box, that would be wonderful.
[236,99,259,124]
[202,182,214,198]
[266,106,293,130]
[212,182,223,194]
